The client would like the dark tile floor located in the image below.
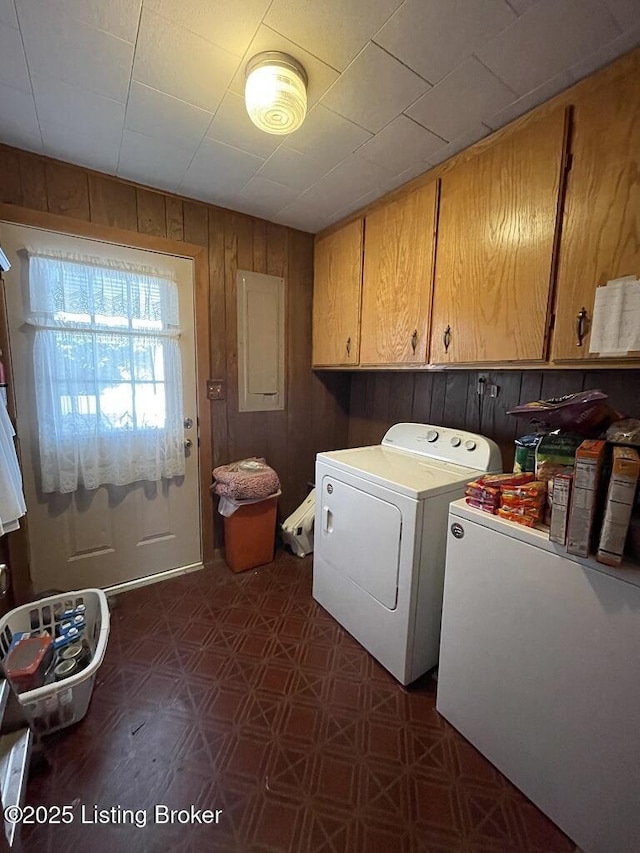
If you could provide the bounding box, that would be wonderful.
[22,550,573,853]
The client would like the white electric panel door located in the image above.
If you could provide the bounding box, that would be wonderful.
[319,475,401,609]
[237,270,285,412]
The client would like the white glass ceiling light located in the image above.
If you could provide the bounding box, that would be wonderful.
[245,52,308,135]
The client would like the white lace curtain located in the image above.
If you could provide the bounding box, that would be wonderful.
[26,251,185,494]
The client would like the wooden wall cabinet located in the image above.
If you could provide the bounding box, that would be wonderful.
[551,68,640,362]
[312,218,363,366]
[359,183,438,365]
[429,108,568,364]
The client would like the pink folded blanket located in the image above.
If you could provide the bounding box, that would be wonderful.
[212,457,280,501]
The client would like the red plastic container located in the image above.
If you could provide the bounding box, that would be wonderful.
[5,635,54,693]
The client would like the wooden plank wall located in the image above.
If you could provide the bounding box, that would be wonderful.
[349,370,640,470]
[0,144,351,528]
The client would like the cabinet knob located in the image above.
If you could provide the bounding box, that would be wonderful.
[575,307,588,347]
[346,336,351,356]
[411,329,418,353]
[443,325,451,354]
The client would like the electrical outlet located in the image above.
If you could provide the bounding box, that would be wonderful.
[207,380,225,401]
[476,376,487,396]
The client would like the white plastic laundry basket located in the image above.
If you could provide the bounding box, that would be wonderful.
[0,588,110,735]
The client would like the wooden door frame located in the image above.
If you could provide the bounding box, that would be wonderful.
[0,203,214,595]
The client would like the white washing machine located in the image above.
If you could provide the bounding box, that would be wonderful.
[313,423,501,685]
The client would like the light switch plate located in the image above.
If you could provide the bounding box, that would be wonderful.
[207,380,225,401]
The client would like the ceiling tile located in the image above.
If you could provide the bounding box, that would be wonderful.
[32,75,125,141]
[0,0,18,28]
[505,0,542,12]
[40,120,120,172]
[0,80,40,147]
[179,138,265,201]
[206,91,284,159]
[476,0,621,96]
[125,82,212,151]
[374,0,516,84]
[265,0,403,71]
[285,105,371,168]
[257,147,332,192]
[407,57,516,142]
[234,176,299,217]
[133,9,240,113]
[429,122,492,166]
[0,20,30,92]
[380,159,437,195]
[34,0,143,43]
[569,24,640,82]
[16,0,134,101]
[144,0,270,57]
[321,42,430,133]
[356,115,443,173]
[484,71,573,130]
[601,0,640,29]
[228,25,340,109]
[117,129,196,191]
[298,152,396,212]
[272,202,330,234]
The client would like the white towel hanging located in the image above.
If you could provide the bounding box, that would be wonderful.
[0,396,26,534]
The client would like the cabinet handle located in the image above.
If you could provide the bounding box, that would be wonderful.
[443,325,451,353]
[346,336,351,356]
[411,329,418,353]
[575,307,588,347]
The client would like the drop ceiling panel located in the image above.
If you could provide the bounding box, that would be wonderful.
[40,120,120,173]
[125,81,212,151]
[0,0,638,232]
[257,147,333,193]
[206,91,284,159]
[265,0,403,71]
[374,0,517,84]
[0,0,18,28]
[407,57,516,142]
[285,104,372,167]
[117,129,195,191]
[145,0,271,57]
[320,42,430,133]
[179,138,265,201]
[32,75,126,137]
[39,0,143,43]
[356,115,444,174]
[0,20,30,91]
[133,9,240,112]
[476,0,622,95]
[16,0,134,101]
[228,24,340,109]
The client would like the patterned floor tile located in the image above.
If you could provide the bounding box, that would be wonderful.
[22,550,574,852]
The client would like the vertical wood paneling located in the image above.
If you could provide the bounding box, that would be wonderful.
[136,188,166,237]
[19,153,47,211]
[88,175,137,230]
[165,197,184,242]
[443,373,469,429]
[183,201,208,247]
[45,162,90,220]
[412,374,435,425]
[0,149,22,205]
[208,208,228,470]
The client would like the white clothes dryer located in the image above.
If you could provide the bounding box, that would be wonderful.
[313,423,501,685]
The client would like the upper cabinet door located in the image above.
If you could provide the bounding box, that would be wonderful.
[430,108,568,364]
[552,68,640,362]
[360,183,438,365]
[312,219,363,367]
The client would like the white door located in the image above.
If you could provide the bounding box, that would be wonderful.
[0,222,202,592]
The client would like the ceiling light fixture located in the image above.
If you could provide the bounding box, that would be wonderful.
[245,51,308,135]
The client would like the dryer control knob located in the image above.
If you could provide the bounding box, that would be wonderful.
[450,436,461,447]
[465,439,477,451]
[426,429,439,442]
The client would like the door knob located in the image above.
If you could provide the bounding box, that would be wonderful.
[184,438,193,450]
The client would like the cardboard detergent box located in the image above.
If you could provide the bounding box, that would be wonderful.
[566,440,606,558]
[596,446,640,567]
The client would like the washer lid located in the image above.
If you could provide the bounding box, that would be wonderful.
[317,445,480,499]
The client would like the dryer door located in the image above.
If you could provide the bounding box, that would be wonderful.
[319,475,401,609]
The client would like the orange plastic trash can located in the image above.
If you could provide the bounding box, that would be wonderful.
[223,494,279,572]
